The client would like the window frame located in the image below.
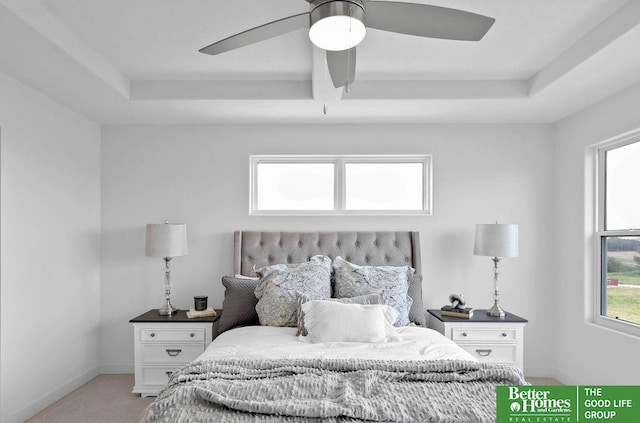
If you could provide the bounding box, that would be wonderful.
[250,154,432,216]
[594,132,640,337]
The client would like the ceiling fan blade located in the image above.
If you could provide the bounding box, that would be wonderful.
[200,13,310,55]
[366,1,495,41]
[326,48,356,88]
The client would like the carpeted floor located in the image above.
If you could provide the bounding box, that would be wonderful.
[26,374,153,423]
[25,374,559,422]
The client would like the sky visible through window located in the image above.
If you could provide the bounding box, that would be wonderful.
[252,156,430,214]
[606,142,640,230]
[256,163,334,210]
[345,163,423,210]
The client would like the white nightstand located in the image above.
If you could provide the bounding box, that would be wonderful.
[427,309,527,370]
[130,309,221,397]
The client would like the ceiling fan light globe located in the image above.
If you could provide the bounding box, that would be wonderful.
[309,16,366,51]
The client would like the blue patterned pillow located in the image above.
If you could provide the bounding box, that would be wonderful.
[254,255,332,327]
[333,256,414,326]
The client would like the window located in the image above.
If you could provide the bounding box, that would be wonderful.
[250,155,432,215]
[597,136,640,330]
[255,162,334,211]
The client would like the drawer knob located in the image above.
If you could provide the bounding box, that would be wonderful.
[150,333,155,338]
[475,349,493,357]
[502,332,507,337]
[166,349,182,357]
[190,333,195,338]
[462,332,467,337]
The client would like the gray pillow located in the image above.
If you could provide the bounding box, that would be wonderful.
[296,291,388,336]
[408,274,426,326]
[333,256,414,326]
[216,276,260,336]
[254,255,332,327]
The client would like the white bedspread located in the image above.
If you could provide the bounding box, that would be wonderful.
[197,325,476,362]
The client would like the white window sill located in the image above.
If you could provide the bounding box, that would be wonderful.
[250,210,433,216]
[591,315,640,339]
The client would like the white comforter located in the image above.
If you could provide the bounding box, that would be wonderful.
[197,325,476,362]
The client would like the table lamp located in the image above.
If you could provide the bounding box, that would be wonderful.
[474,222,518,317]
[146,221,188,315]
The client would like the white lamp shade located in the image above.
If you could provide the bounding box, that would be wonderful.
[474,223,518,258]
[145,223,188,258]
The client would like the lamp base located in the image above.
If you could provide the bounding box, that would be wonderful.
[487,302,505,317]
[158,301,178,316]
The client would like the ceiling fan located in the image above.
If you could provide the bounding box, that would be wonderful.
[199,1,495,89]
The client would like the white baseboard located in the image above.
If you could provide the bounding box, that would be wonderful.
[524,367,581,385]
[99,364,134,374]
[523,367,555,378]
[8,366,99,423]
[547,368,581,385]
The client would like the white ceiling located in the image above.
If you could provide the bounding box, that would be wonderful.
[1,0,639,124]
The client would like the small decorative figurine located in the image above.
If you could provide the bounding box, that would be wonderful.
[440,294,474,318]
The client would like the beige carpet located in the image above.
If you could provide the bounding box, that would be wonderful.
[26,374,153,423]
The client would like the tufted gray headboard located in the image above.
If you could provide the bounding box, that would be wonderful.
[233,231,421,275]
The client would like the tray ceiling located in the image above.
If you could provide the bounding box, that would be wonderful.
[0,0,638,124]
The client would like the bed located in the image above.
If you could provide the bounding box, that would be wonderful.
[143,231,526,422]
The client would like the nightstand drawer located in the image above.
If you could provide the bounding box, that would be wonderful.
[141,328,205,343]
[141,366,182,385]
[427,309,526,371]
[452,328,517,342]
[141,344,204,364]
[131,309,221,397]
[460,344,517,364]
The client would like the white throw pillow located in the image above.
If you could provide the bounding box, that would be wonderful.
[301,301,398,343]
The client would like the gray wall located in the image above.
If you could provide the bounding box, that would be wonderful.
[4,71,640,422]
[0,73,101,423]
[553,80,640,384]
[100,123,555,376]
